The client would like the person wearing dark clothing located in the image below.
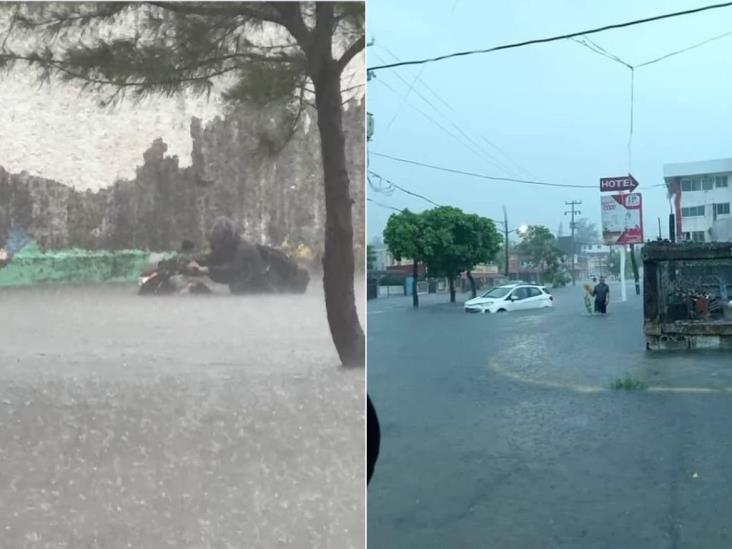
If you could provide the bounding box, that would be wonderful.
[367,395,380,485]
[189,217,273,294]
[592,277,610,314]
[256,244,310,293]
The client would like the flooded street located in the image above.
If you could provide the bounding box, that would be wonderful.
[368,284,732,548]
[0,282,364,548]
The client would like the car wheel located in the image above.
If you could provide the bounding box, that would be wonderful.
[497,308,507,313]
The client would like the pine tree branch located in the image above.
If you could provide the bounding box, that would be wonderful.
[12,3,129,30]
[1,5,20,52]
[0,51,240,90]
[336,35,364,73]
[147,1,284,26]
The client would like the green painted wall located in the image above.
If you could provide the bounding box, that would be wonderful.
[0,243,173,286]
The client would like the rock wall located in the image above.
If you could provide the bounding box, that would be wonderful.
[0,99,365,267]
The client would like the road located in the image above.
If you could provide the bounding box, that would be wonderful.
[0,283,364,549]
[368,284,732,549]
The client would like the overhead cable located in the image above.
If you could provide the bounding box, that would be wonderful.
[367,2,732,71]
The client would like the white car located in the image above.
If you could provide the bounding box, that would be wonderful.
[464,284,553,314]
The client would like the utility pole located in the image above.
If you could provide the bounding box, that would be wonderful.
[564,200,582,286]
[503,205,509,279]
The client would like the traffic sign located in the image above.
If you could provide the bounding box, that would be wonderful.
[600,175,639,193]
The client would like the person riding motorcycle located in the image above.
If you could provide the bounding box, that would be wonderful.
[188,217,274,294]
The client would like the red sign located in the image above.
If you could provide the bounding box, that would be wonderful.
[601,193,644,245]
[600,175,639,192]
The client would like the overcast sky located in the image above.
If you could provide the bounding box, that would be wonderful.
[366,0,732,243]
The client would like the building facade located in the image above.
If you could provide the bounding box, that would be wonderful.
[664,158,732,242]
[579,244,612,279]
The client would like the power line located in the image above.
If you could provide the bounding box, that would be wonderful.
[368,185,503,226]
[572,27,732,174]
[367,198,402,212]
[372,50,522,177]
[636,28,732,67]
[372,73,490,161]
[376,45,535,179]
[572,37,632,67]
[368,170,442,206]
[372,151,597,189]
[367,2,732,71]
[380,46,457,114]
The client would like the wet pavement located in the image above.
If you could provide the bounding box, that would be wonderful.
[0,283,364,549]
[368,284,732,548]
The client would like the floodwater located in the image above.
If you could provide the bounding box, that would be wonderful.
[0,281,364,548]
[368,284,732,548]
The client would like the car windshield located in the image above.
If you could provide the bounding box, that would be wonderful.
[480,287,512,298]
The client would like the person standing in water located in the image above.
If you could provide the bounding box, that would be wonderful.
[592,276,610,314]
[583,282,594,314]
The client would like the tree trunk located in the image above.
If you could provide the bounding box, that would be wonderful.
[449,277,456,303]
[412,259,419,308]
[467,271,476,298]
[313,62,364,367]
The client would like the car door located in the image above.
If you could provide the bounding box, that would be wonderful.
[524,286,547,309]
[507,286,530,310]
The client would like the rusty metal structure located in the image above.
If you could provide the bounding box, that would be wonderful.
[643,241,732,350]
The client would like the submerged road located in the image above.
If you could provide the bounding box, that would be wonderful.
[0,283,364,549]
[368,284,732,549]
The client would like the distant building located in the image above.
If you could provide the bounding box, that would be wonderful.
[368,243,390,271]
[459,262,504,291]
[664,158,732,242]
[579,243,611,279]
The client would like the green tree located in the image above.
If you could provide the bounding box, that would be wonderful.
[515,225,565,285]
[419,206,500,303]
[383,209,425,308]
[1,2,365,366]
[461,213,501,298]
[420,206,463,303]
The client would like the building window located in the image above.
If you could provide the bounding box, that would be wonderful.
[681,178,691,192]
[692,177,702,191]
[681,205,705,217]
[716,175,729,188]
[703,176,714,190]
[714,202,731,216]
[684,231,705,242]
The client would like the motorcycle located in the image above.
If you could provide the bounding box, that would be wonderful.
[138,257,212,296]
[138,242,310,296]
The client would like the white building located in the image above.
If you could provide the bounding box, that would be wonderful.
[579,244,612,278]
[664,158,732,242]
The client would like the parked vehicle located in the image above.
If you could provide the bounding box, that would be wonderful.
[464,284,553,313]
